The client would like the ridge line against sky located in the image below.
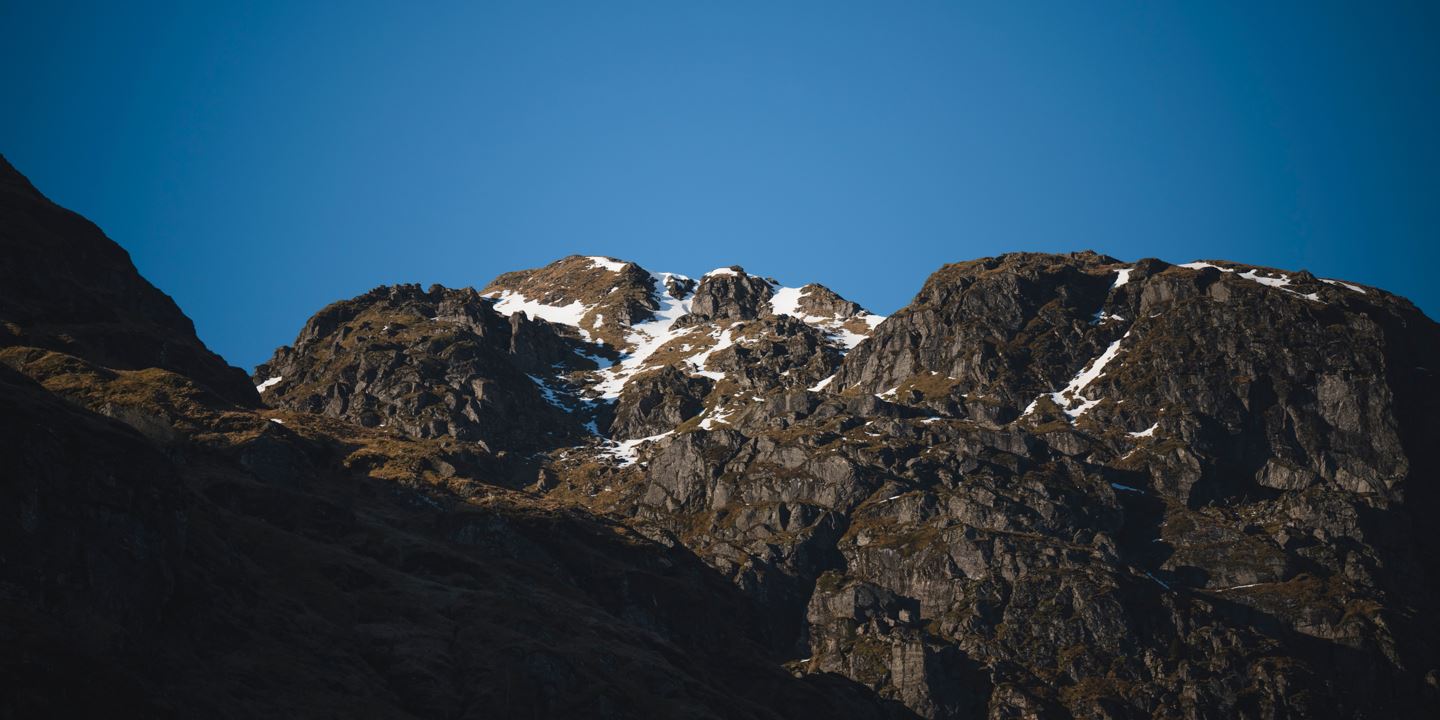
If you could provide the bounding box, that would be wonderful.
[3,1,1437,369]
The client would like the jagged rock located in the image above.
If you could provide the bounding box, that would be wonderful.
[690,267,776,320]
[792,283,864,318]
[254,283,596,451]
[5,152,1440,719]
[610,365,712,440]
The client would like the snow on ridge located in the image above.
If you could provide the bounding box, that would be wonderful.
[1238,268,1290,289]
[1180,262,1321,302]
[256,376,283,392]
[704,266,740,277]
[769,285,806,317]
[587,256,629,273]
[487,290,593,333]
[1321,278,1366,293]
[1111,268,1132,289]
[766,282,885,351]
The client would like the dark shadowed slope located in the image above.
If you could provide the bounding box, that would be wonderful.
[0,155,258,407]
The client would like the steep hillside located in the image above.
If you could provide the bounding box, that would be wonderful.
[4,150,1439,718]
[0,156,257,407]
[0,158,904,719]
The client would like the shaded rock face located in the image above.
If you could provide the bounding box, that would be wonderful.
[610,365,712,440]
[0,155,258,407]
[7,150,1440,719]
[539,252,1440,718]
[254,283,598,452]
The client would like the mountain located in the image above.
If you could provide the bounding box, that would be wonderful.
[3,153,1439,718]
[0,155,258,407]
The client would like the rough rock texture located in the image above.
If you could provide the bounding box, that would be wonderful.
[539,251,1440,718]
[254,283,599,452]
[691,267,777,320]
[0,160,907,720]
[482,254,660,348]
[6,153,1440,719]
[793,283,864,319]
[610,365,713,440]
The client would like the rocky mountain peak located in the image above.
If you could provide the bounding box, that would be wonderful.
[254,282,596,451]
[690,265,776,320]
[13,150,1440,718]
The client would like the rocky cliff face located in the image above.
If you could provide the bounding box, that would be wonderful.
[4,152,1439,719]
[259,249,1440,718]
[253,283,601,452]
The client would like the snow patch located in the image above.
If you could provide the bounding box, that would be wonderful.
[1110,482,1144,493]
[1049,333,1129,418]
[697,406,734,430]
[1091,310,1125,325]
[587,272,699,398]
[830,327,870,350]
[526,374,570,410]
[687,327,735,380]
[1110,268,1132,289]
[1180,262,1322,303]
[769,285,806,317]
[767,283,883,351]
[704,266,739,277]
[487,290,593,332]
[256,376,283,392]
[587,256,629,273]
[809,374,837,392]
[1129,423,1158,438]
[1322,278,1366,293]
[603,431,673,466]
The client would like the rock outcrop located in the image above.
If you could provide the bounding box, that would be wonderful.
[253,283,601,452]
[5,152,1440,719]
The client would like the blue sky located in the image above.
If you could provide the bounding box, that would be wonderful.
[3,1,1437,370]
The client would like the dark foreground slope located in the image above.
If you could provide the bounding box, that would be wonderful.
[0,156,257,407]
[0,157,905,719]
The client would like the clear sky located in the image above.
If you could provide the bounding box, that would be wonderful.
[4,1,1438,370]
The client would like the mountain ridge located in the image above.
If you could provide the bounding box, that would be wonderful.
[3,153,1438,718]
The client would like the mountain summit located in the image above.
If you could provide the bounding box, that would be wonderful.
[3,155,1439,718]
